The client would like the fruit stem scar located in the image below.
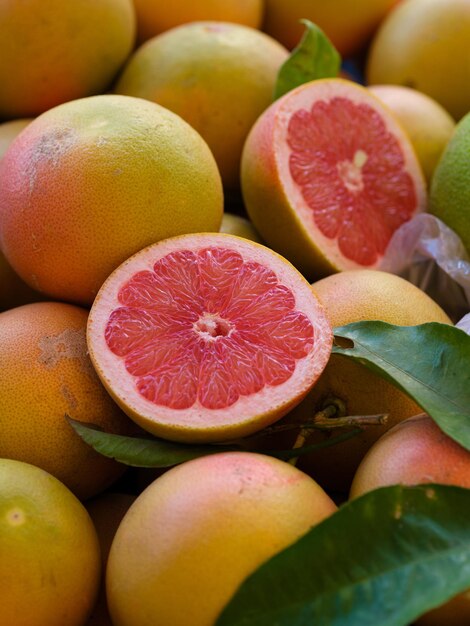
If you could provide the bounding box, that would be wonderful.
[6,507,26,526]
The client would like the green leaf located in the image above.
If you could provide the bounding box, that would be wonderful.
[67,417,238,467]
[274,19,341,100]
[217,485,470,626]
[67,417,361,467]
[332,322,470,451]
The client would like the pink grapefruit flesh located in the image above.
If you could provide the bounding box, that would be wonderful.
[87,233,332,443]
[241,78,426,278]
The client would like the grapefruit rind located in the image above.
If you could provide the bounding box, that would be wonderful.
[87,233,332,443]
[242,78,426,278]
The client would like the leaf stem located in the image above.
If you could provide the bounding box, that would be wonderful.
[313,413,389,430]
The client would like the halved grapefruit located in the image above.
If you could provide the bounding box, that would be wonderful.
[87,233,332,443]
[241,78,426,279]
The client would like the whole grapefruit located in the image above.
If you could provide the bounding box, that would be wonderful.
[289,270,451,493]
[0,302,133,500]
[350,414,470,496]
[0,0,135,119]
[0,459,101,626]
[263,0,399,55]
[106,452,336,626]
[366,0,470,120]
[115,22,288,189]
[133,0,263,42]
[0,95,223,305]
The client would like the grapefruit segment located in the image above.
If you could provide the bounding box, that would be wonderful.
[241,78,426,278]
[88,233,332,443]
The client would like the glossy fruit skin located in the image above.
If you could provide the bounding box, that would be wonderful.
[367,0,470,120]
[430,112,470,255]
[115,22,288,189]
[0,302,132,500]
[350,414,470,626]
[107,452,337,626]
[0,95,223,305]
[369,85,455,184]
[133,0,263,42]
[350,414,470,496]
[0,0,135,119]
[263,0,398,55]
[0,458,101,626]
[290,270,451,493]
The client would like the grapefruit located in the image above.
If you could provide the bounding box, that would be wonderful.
[106,451,336,626]
[87,233,332,443]
[133,0,263,42]
[366,0,470,120]
[114,22,288,189]
[220,213,263,243]
[430,112,470,255]
[0,0,135,119]
[0,302,133,500]
[86,493,136,626]
[262,0,399,55]
[350,414,470,626]
[0,95,223,305]
[0,459,101,626]
[288,270,451,493]
[241,78,426,279]
[350,414,470,497]
[369,85,456,184]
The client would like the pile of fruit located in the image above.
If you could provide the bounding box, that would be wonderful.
[0,1,469,625]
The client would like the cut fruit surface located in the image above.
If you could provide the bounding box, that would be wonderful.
[87,233,332,443]
[241,78,426,279]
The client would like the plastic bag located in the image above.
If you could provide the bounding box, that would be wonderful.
[381,214,470,323]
